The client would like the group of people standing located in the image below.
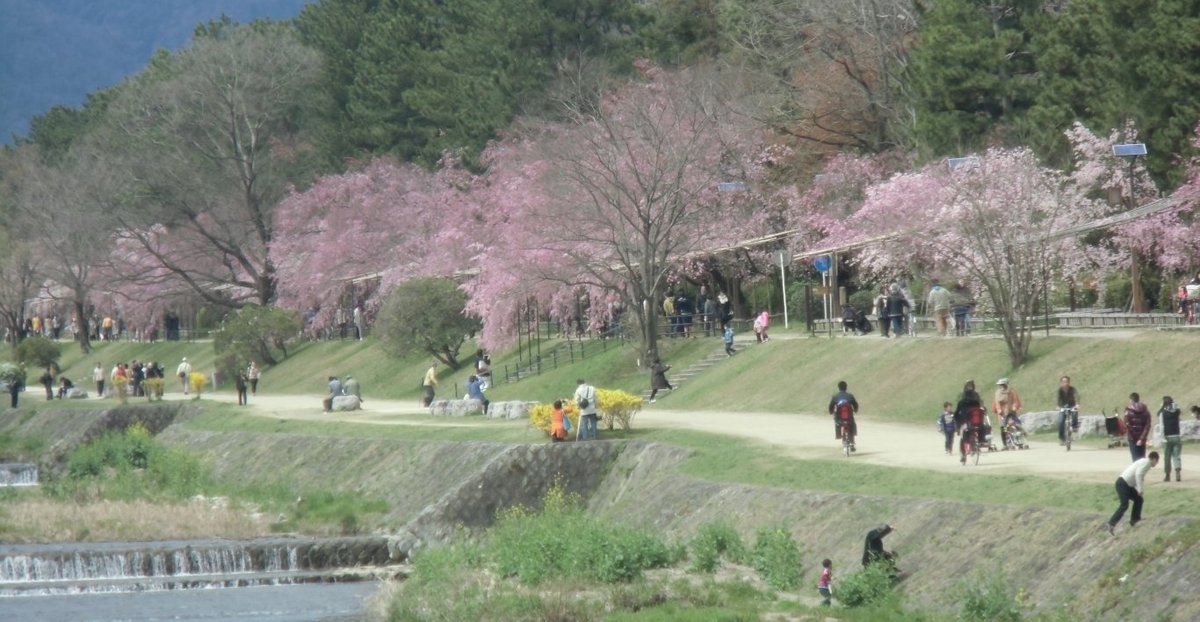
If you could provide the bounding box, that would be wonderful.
[662,286,734,339]
[870,280,975,338]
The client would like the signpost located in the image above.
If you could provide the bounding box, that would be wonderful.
[814,254,833,337]
[774,249,790,328]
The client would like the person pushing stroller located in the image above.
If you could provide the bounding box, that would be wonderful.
[992,378,1025,450]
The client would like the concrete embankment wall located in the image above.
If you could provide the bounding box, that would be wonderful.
[5,407,1198,620]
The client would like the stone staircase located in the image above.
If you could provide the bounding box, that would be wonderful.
[642,340,744,402]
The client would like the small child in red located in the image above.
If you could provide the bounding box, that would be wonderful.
[817,558,832,606]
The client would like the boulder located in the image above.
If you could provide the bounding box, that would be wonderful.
[484,400,537,420]
[429,399,483,417]
[1019,410,1108,438]
[66,387,89,399]
[1153,419,1200,444]
[331,395,361,412]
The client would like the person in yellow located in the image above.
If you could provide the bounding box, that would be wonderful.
[421,361,438,407]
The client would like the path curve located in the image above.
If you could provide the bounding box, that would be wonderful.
[160,391,1188,486]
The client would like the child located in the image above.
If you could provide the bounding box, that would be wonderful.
[723,324,735,356]
[939,402,955,455]
[550,400,569,442]
[817,558,832,606]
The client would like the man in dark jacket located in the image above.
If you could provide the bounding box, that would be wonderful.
[954,380,985,464]
[828,380,859,445]
[862,524,898,574]
[1159,396,1182,482]
[1124,392,1152,462]
[885,284,910,337]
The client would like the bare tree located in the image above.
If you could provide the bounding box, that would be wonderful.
[722,0,916,153]
[102,22,325,308]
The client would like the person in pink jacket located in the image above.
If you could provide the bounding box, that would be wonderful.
[757,309,770,342]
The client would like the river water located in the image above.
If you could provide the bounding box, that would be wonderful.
[0,582,380,621]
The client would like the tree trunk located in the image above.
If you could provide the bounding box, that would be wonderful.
[1129,252,1147,312]
[73,300,92,354]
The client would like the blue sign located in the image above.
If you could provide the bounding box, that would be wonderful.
[813,255,832,273]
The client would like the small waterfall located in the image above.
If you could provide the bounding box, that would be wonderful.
[0,463,38,487]
[0,536,396,596]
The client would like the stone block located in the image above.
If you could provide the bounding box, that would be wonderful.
[66,387,89,399]
[1153,419,1200,444]
[331,395,361,411]
[428,399,483,417]
[1019,410,1106,437]
[484,400,537,420]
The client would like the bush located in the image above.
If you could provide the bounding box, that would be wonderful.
[836,563,895,607]
[488,484,671,585]
[750,525,802,590]
[595,388,643,430]
[529,401,580,437]
[690,520,747,573]
[374,277,480,370]
[960,572,1025,621]
[0,362,27,387]
[213,304,299,368]
[59,423,210,501]
[14,335,61,369]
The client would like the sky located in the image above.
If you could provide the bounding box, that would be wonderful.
[0,0,314,144]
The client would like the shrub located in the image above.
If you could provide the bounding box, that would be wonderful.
[488,484,670,584]
[960,572,1025,621]
[213,304,299,367]
[529,401,580,437]
[750,525,802,590]
[595,388,643,430]
[59,423,210,501]
[0,362,27,387]
[14,335,61,369]
[690,521,747,573]
[836,563,895,607]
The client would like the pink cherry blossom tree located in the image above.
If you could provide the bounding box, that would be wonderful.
[464,65,772,358]
[848,148,1105,365]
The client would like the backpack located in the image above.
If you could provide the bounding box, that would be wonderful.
[837,400,854,421]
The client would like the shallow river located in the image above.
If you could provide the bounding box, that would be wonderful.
[0,582,380,621]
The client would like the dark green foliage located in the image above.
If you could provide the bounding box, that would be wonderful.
[213,304,300,369]
[14,335,62,369]
[906,0,1042,157]
[1027,0,1200,184]
[296,0,648,166]
[374,277,479,370]
[749,525,802,590]
[836,562,896,607]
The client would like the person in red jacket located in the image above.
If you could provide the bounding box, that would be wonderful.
[1124,392,1152,462]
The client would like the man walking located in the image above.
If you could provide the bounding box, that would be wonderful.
[176,357,192,395]
[1107,451,1159,535]
[421,361,438,407]
[574,378,599,440]
[1159,396,1182,482]
[1124,392,1152,461]
[92,362,105,398]
[926,280,951,336]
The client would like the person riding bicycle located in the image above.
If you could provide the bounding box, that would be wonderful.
[954,380,985,464]
[1056,375,1081,445]
[862,524,900,576]
[828,380,859,450]
[992,378,1023,449]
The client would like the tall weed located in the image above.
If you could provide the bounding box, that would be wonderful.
[750,525,803,590]
[690,520,747,572]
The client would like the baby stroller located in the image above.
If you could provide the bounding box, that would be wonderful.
[841,306,873,335]
[1105,409,1128,448]
[1001,413,1029,450]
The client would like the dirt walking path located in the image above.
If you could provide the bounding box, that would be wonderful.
[167,390,1183,486]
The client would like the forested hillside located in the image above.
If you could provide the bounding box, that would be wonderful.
[2,0,1199,374]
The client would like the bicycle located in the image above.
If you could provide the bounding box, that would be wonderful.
[961,425,982,466]
[841,419,856,457]
[1060,406,1079,451]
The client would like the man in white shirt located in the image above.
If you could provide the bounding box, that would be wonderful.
[175,355,192,396]
[1107,451,1159,535]
[573,378,599,441]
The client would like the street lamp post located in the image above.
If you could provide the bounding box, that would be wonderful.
[1113,143,1147,312]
